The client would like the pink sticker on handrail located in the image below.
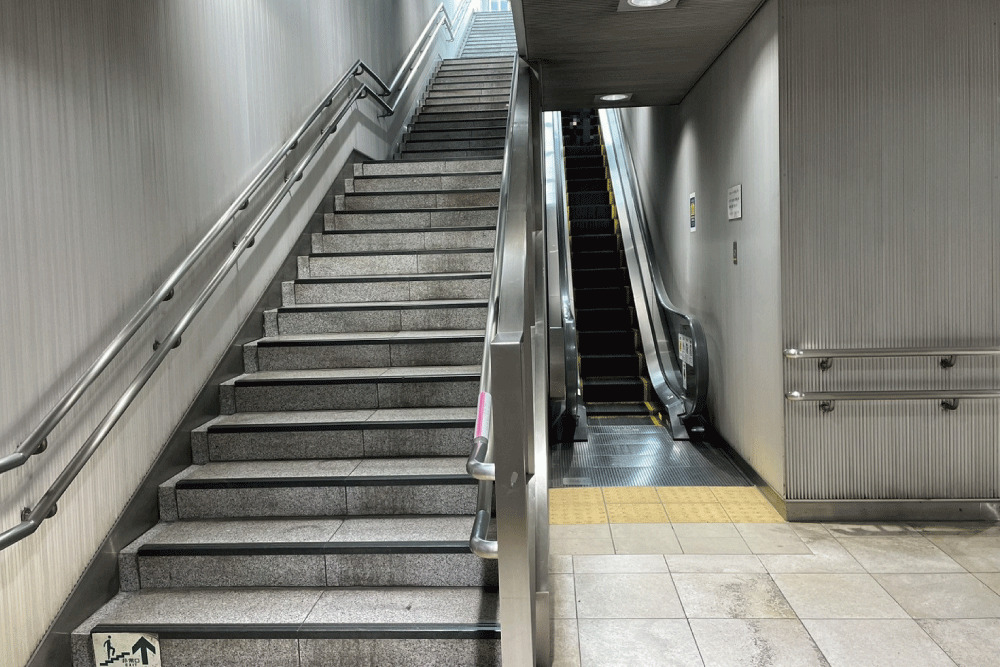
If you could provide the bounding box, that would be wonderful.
[474,392,492,439]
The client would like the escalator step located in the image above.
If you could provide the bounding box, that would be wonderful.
[574,286,630,308]
[565,166,607,181]
[563,145,602,157]
[563,155,604,170]
[581,353,642,377]
[570,219,615,235]
[582,377,647,402]
[568,191,610,206]
[576,307,634,330]
[568,204,613,219]
[577,330,637,354]
[585,401,654,417]
[566,178,609,193]
[570,234,618,253]
[572,249,621,270]
[572,267,626,288]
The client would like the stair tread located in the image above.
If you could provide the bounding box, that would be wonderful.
[175,456,469,484]
[229,365,480,385]
[134,515,476,547]
[203,406,476,430]
[78,586,498,631]
[273,298,487,311]
[255,329,484,345]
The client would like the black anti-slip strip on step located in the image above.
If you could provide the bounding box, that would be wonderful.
[138,541,473,557]
[256,335,483,348]
[208,419,474,434]
[175,474,476,490]
[307,247,493,258]
[232,374,478,387]
[344,187,500,197]
[276,301,487,314]
[352,172,502,180]
[92,623,502,641]
[294,272,490,284]
[321,225,496,235]
[334,205,496,214]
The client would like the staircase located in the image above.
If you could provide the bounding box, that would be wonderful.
[71,18,518,667]
[562,110,660,423]
[460,12,518,59]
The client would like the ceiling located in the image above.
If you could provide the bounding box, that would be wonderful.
[512,0,765,109]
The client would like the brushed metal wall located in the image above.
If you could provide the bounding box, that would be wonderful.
[780,0,1000,500]
[619,0,784,492]
[0,2,458,665]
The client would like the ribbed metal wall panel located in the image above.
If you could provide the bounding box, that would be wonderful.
[779,0,1000,500]
[0,2,457,665]
[619,0,784,492]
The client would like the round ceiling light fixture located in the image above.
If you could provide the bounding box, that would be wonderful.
[598,93,632,102]
[627,0,670,7]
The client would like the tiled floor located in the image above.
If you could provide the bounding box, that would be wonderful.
[549,498,1000,666]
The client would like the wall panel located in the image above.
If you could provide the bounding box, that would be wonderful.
[620,0,784,492]
[779,0,1000,499]
[0,2,459,665]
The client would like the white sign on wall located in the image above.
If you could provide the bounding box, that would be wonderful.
[689,193,696,232]
[727,184,743,220]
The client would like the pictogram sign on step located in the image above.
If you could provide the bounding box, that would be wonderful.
[91,632,161,667]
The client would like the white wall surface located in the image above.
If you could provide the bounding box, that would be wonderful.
[619,0,784,492]
[0,2,461,664]
[779,0,1000,500]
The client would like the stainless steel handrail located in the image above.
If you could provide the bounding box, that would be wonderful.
[0,1,474,551]
[466,54,521,485]
[599,108,709,437]
[787,389,1000,413]
[786,347,1000,359]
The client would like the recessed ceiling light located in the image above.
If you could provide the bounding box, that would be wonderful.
[597,93,633,103]
[617,0,679,11]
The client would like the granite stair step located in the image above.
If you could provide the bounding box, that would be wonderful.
[325,207,498,231]
[405,129,507,142]
[426,73,512,85]
[119,516,496,590]
[192,407,477,461]
[159,457,478,519]
[284,272,491,304]
[335,188,499,211]
[413,110,510,123]
[244,330,484,371]
[266,298,488,335]
[312,226,495,253]
[427,83,512,95]
[72,587,499,667]
[402,138,506,152]
[353,158,501,177]
[441,56,512,65]
[401,148,505,160]
[219,365,480,413]
[298,248,493,278]
[410,117,509,131]
[345,172,501,193]
[417,102,509,114]
[423,93,509,105]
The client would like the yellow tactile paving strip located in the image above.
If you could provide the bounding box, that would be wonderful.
[549,486,785,525]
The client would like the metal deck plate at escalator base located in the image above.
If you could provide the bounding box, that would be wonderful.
[550,425,750,488]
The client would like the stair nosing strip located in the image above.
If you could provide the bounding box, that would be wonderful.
[175,474,476,489]
[137,541,473,557]
[208,418,475,434]
[332,206,497,214]
[90,622,501,641]
[232,373,479,387]
[307,247,493,257]
[275,300,487,313]
[293,272,491,284]
[319,225,495,235]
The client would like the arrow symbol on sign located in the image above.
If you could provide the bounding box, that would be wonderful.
[131,637,157,665]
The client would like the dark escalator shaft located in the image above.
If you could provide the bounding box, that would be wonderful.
[561,110,659,423]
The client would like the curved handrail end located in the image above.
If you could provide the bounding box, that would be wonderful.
[469,509,498,559]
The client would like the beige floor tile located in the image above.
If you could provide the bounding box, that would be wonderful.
[759,528,864,574]
[838,536,964,573]
[551,524,612,541]
[665,555,765,574]
[823,523,917,537]
[549,554,574,573]
[735,524,812,554]
[771,573,907,619]
[975,572,1000,594]
[918,619,1000,667]
[665,503,730,523]
[578,619,703,667]
[689,619,829,667]
[874,573,1000,618]
[573,554,668,574]
[551,573,577,619]
[610,523,683,555]
[551,537,617,556]
[602,486,660,504]
[658,487,717,504]
[928,533,1000,572]
[677,536,753,555]
[552,618,581,667]
[606,503,668,524]
[803,619,955,667]
[673,573,796,619]
[575,573,684,619]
